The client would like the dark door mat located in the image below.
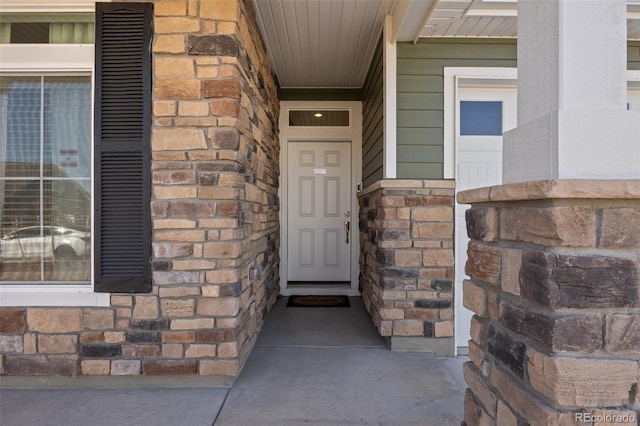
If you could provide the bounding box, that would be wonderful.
[286,295,350,308]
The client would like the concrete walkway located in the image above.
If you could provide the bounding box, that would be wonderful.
[0,297,466,426]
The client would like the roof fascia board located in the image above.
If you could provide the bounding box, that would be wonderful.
[393,0,438,42]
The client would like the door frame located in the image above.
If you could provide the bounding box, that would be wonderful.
[279,101,363,296]
[444,67,517,353]
[453,84,517,352]
[443,67,518,180]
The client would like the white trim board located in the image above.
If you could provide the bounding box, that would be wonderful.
[0,0,105,13]
[383,14,397,179]
[629,70,640,85]
[278,101,363,296]
[445,67,517,356]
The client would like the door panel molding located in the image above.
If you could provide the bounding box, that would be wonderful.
[287,141,351,281]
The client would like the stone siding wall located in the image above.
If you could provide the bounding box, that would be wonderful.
[0,0,280,377]
[458,180,640,425]
[358,180,456,355]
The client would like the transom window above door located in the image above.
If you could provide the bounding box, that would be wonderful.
[289,110,350,127]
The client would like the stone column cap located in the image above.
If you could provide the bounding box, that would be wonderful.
[457,179,640,204]
[359,179,456,197]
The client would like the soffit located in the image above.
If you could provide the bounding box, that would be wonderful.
[252,0,395,89]
[420,0,640,39]
[254,0,640,89]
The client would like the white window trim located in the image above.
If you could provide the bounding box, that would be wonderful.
[629,70,640,86]
[0,44,94,72]
[0,1,104,13]
[383,14,397,179]
[0,44,109,307]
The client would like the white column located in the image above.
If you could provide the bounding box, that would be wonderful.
[503,0,640,183]
[383,14,397,179]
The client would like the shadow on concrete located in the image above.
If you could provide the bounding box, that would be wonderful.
[0,297,466,426]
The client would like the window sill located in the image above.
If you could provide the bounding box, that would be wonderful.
[0,286,110,307]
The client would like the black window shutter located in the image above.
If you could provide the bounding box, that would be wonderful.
[94,2,152,293]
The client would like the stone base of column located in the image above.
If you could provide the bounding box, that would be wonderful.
[458,179,640,425]
[387,336,454,357]
[358,180,456,355]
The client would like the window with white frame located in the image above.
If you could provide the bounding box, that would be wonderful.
[0,12,94,285]
[1,2,151,304]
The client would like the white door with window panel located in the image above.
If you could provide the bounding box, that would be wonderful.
[455,87,517,348]
[287,141,352,282]
[453,82,640,348]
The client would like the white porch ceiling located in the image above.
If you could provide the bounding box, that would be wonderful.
[253,0,640,89]
[253,0,395,88]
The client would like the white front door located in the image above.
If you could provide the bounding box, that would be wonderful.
[287,141,352,282]
[455,86,517,348]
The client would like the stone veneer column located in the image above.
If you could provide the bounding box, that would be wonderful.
[0,0,280,378]
[458,180,640,425]
[358,180,456,356]
[150,0,280,376]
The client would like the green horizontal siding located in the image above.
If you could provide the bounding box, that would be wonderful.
[397,145,443,163]
[397,92,444,110]
[397,75,443,93]
[363,151,384,186]
[397,110,443,128]
[396,38,640,179]
[398,127,444,145]
[398,40,518,60]
[397,58,517,75]
[396,39,517,179]
[397,163,442,180]
[362,36,384,189]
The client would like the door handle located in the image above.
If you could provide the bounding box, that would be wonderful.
[344,221,350,244]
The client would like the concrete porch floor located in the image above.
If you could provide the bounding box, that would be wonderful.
[0,297,466,426]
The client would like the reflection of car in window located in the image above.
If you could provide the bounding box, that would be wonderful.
[0,226,90,260]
